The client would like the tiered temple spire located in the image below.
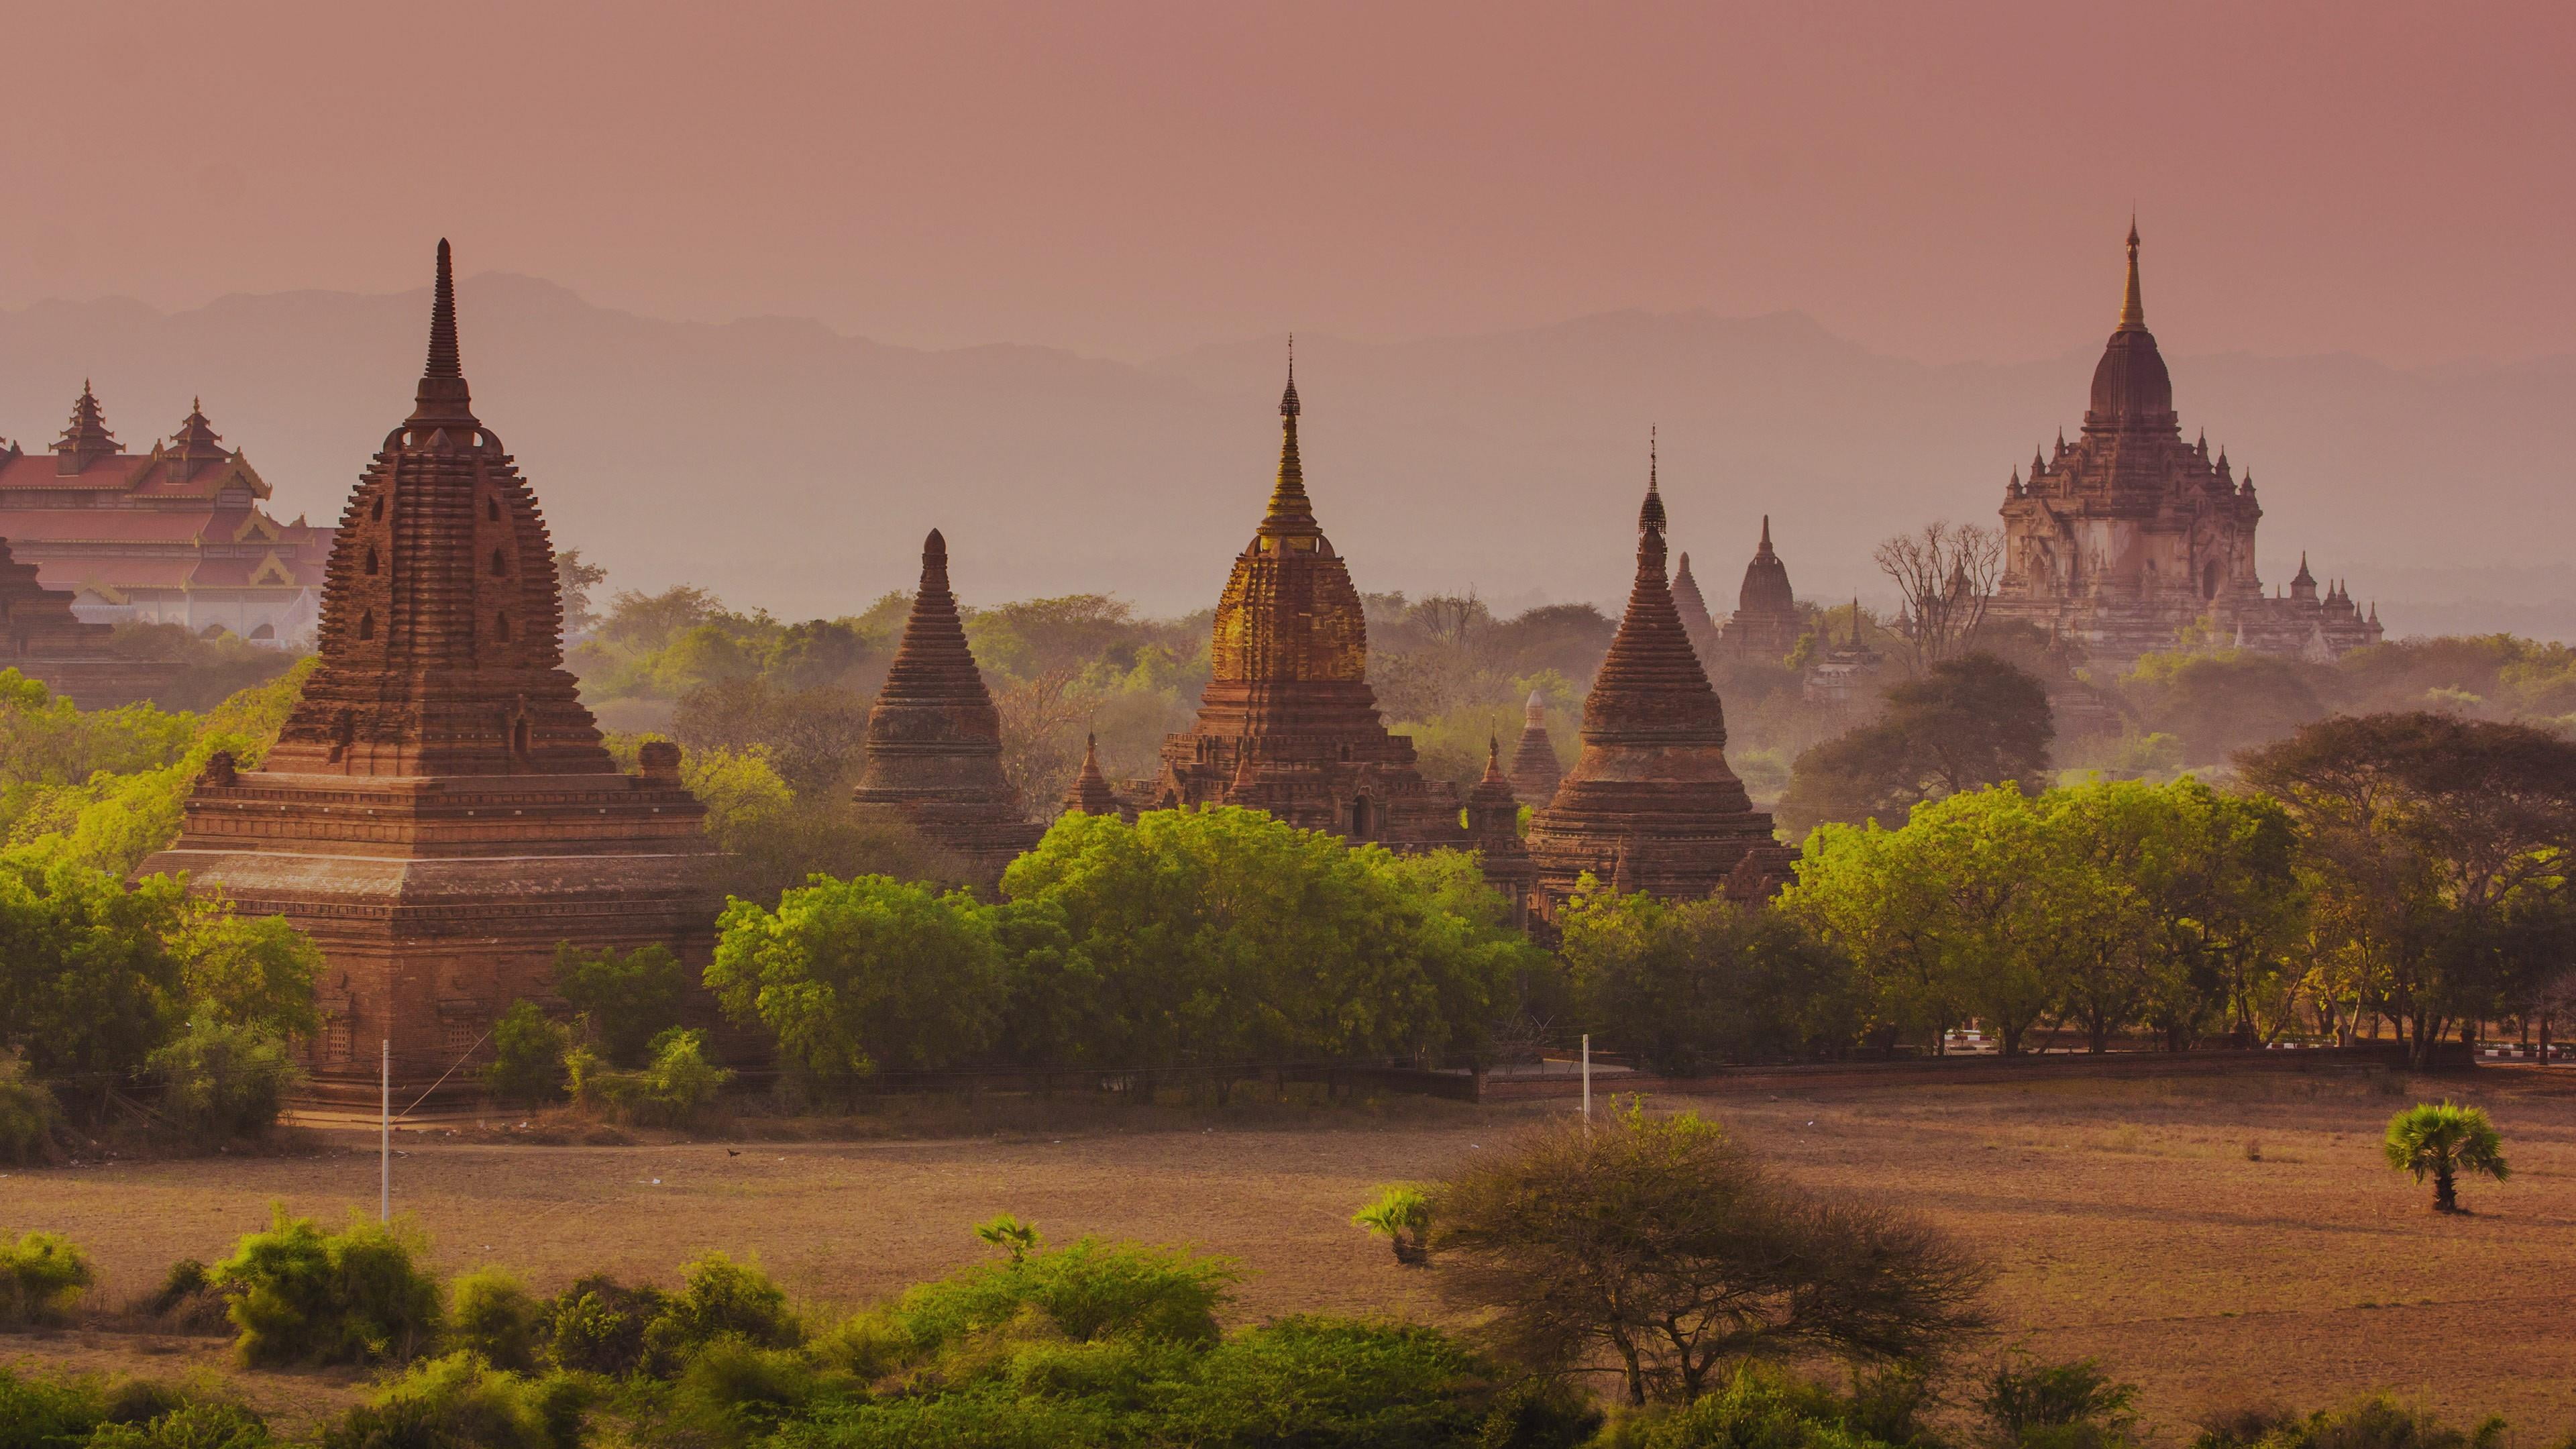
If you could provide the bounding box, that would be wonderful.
[853,529,1045,883]
[1524,441,1793,914]
[54,382,117,474]
[1059,733,1125,818]
[1508,689,1563,808]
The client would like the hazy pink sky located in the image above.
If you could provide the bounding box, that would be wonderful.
[6,2,2568,365]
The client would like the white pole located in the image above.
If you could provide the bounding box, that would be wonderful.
[380,1038,391,1224]
[1581,1033,1591,1124]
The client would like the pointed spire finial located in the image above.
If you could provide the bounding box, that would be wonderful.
[2118,217,2146,331]
[1760,514,1772,548]
[408,238,478,427]
[1279,333,1299,417]
[1638,427,1666,538]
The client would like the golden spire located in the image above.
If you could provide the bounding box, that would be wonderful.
[2118,217,2145,331]
[1258,334,1320,539]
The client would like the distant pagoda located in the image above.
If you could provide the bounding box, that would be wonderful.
[140,241,715,1089]
[1671,551,1721,659]
[1506,689,1563,808]
[1148,352,1466,849]
[1525,442,1794,915]
[1465,735,1535,928]
[0,533,177,706]
[852,529,1046,883]
[1717,516,1803,662]
[1059,733,1128,819]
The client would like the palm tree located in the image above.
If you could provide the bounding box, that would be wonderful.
[2383,1102,2510,1214]
[1350,1185,1432,1265]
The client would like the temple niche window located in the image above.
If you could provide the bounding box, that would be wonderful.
[357,610,375,641]
[494,611,511,643]
[490,547,508,577]
[486,496,501,522]
[364,546,379,576]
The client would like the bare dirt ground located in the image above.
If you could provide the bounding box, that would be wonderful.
[6,1064,2574,1438]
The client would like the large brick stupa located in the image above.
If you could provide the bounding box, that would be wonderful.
[139,241,714,1088]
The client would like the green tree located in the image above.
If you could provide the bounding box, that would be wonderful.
[1779,653,2054,834]
[552,943,688,1067]
[709,875,1005,1089]
[2241,713,2576,1066]
[1559,888,1854,1073]
[483,1002,572,1105]
[2383,1102,2509,1214]
[1430,1103,1989,1406]
[0,861,187,1079]
[210,1208,444,1366]
[147,1019,305,1138]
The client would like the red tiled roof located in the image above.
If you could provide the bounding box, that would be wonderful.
[60,558,202,592]
[0,453,154,491]
[0,507,233,543]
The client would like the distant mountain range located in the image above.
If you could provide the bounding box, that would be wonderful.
[3,276,2569,636]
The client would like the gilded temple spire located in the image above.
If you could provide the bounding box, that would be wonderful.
[1258,335,1319,538]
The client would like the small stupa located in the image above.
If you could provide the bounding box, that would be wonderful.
[1507,689,1563,809]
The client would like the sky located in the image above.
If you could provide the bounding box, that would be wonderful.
[4,2,2569,368]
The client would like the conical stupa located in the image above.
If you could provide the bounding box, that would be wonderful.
[142,241,716,1093]
[1059,733,1126,818]
[853,529,1046,881]
[1507,689,1563,808]
[1524,443,1794,914]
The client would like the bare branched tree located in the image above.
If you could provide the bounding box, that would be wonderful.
[994,667,1099,813]
[1874,522,2003,672]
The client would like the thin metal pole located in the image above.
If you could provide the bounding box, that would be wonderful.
[380,1038,391,1224]
[1581,1033,1591,1126]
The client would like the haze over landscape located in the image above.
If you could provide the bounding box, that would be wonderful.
[3,2,2569,631]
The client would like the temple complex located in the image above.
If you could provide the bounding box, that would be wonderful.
[138,241,715,1089]
[1464,737,1535,928]
[852,529,1046,881]
[1986,224,2383,673]
[1148,357,1466,849]
[0,533,178,706]
[1716,517,1803,663]
[1525,447,1795,916]
[0,387,331,643]
[1507,689,1564,808]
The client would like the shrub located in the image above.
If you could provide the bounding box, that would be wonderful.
[140,1258,229,1334]
[567,1029,731,1128]
[449,1267,548,1373]
[2192,1395,2505,1449]
[85,1401,276,1449]
[889,1234,1237,1358]
[1597,1362,1895,1449]
[670,1338,835,1445]
[319,1352,589,1449]
[639,1252,802,1377]
[482,1002,571,1106]
[0,1362,109,1448]
[1977,1354,2138,1449]
[0,1229,95,1326]
[0,1054,61,1165]
[207,1208,443,1366]
[1351,1185,1432,1266]
[541,1274,667,1377]
[146,1020,304,1140]
[1173,1316,1594,1449]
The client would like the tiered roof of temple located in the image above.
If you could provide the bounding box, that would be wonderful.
[0,384,331,644]
[1986,223,2383,672]
[0,533,178,706]
[1525,443,1794,915]
[140,241,714,1092]
[1717,516,1803,662]
[1149,354,1466,848]
[1507,688,1564,808]
[853,529,1046,882]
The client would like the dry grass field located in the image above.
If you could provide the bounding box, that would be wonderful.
[5,1063,2574,1438]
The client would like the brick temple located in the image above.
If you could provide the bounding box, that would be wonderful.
[1507,689,1562,809]
[1986,223,2384,672]
[0,533,177,706]
[139,241,715,1088]
[1525,444,1794,916]
[1146,356,1467,849]
[851,529,1046,883]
